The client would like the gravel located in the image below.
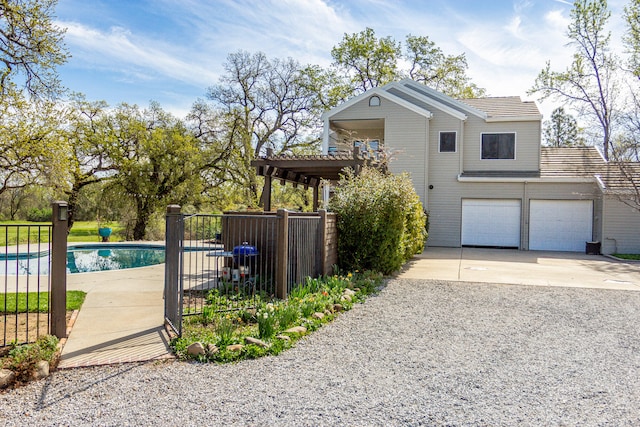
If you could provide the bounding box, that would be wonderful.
[2,279,640,426]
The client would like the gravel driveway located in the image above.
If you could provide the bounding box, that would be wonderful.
[2,279,640,426]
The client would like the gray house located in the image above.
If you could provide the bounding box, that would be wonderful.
[321,79,640,254]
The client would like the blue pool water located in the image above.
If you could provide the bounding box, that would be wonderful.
[0,244,166,275]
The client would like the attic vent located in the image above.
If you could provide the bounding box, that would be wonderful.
[369,96,380,107]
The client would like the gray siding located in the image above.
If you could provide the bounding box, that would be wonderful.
[332,96,429,203]
[462,117,541,172]
[601,197,640,254]
[426,180,601,249]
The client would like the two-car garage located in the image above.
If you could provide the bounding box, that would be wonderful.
[461,199,593,252]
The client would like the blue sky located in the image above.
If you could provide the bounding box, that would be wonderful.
[54,0,630,120]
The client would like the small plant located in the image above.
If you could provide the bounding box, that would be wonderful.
[171,270,384,363]
[2,335,58,383]
[276,303,299,329]
[257,303,277,339]
[215,316,235,346]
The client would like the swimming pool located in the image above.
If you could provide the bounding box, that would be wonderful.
[0,244,166,275]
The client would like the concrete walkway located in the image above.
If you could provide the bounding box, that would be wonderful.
[58,264,173,369]
[57,247,640,368]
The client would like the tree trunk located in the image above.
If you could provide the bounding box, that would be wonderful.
[66,184,81,233]
[133,204,150,240]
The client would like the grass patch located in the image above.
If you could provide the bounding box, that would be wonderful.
[67,221,124,243]
[0,221,124,245]
[171,270,383,363]
[0,291,86,313]
[612,253,640,260]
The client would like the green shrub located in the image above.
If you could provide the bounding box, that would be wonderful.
[26,208,52,222]
[328,167,427,274]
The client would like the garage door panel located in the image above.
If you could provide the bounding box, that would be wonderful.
[462,199,521,248]
[529,200,593,252]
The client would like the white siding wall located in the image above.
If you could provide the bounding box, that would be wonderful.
[602,197,640,254]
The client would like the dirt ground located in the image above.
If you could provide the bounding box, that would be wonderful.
[1,312,72,353]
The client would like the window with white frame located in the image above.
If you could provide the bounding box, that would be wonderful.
[439,132,456,153]
[481,133,515,159]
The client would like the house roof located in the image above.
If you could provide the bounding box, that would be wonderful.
[323,79,542,124]
[598,161,640,193]
[540,146,640,193]
[540,147,605,179]
[460,97,541,121]
[321,86,433,122]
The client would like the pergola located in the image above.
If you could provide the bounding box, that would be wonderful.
[251,148,385,211]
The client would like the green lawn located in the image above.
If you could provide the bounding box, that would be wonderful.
[0,221,124,245]
[0,291,86,313]
[612,253,640,260]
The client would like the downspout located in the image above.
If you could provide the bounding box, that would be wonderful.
[322,118,329,154]
[322,118,330,207]
[459,120,465,176]
[424,117,429,205]
[522,181,528,250]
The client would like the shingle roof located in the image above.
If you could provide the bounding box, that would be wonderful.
[459,97,541,119]
[540,146,640,192]
[540,147,604,178]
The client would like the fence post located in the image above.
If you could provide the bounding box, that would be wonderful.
[164,205,182,335]
[276,209,289,299]
[50,201,68,339]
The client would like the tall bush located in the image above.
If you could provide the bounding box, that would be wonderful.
[328,167,427,274]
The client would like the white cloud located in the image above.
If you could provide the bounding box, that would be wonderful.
[60,20,219,87]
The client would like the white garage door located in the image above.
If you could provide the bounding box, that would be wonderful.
[461,199,521,248]
[529,200,593,252]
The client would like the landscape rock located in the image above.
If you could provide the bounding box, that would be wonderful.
[206,344,219,355]
[32,360,49,380]
[245,337,269,348]
[341,294,352,303]
[0,369,15,388]
[284,326,307,334]
[276,334,290,341]
[227,344,244,352]
[333,304,343,312]
[187,342,206,357]
[312,312,325,320]
[343,288,356,297]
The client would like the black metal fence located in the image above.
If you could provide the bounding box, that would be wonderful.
[1,224,52,348]
[164,207,336,336]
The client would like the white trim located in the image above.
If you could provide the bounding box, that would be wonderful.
[438,131,457,153]
[321,87,433,121]
[485,115,543,122]
[457,175,596,183]
[395,79,487,119]
[384,81,469,121]
[480,132,516,160]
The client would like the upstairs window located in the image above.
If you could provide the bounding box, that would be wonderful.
[481,133,515,159]
[439,132,456,153]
